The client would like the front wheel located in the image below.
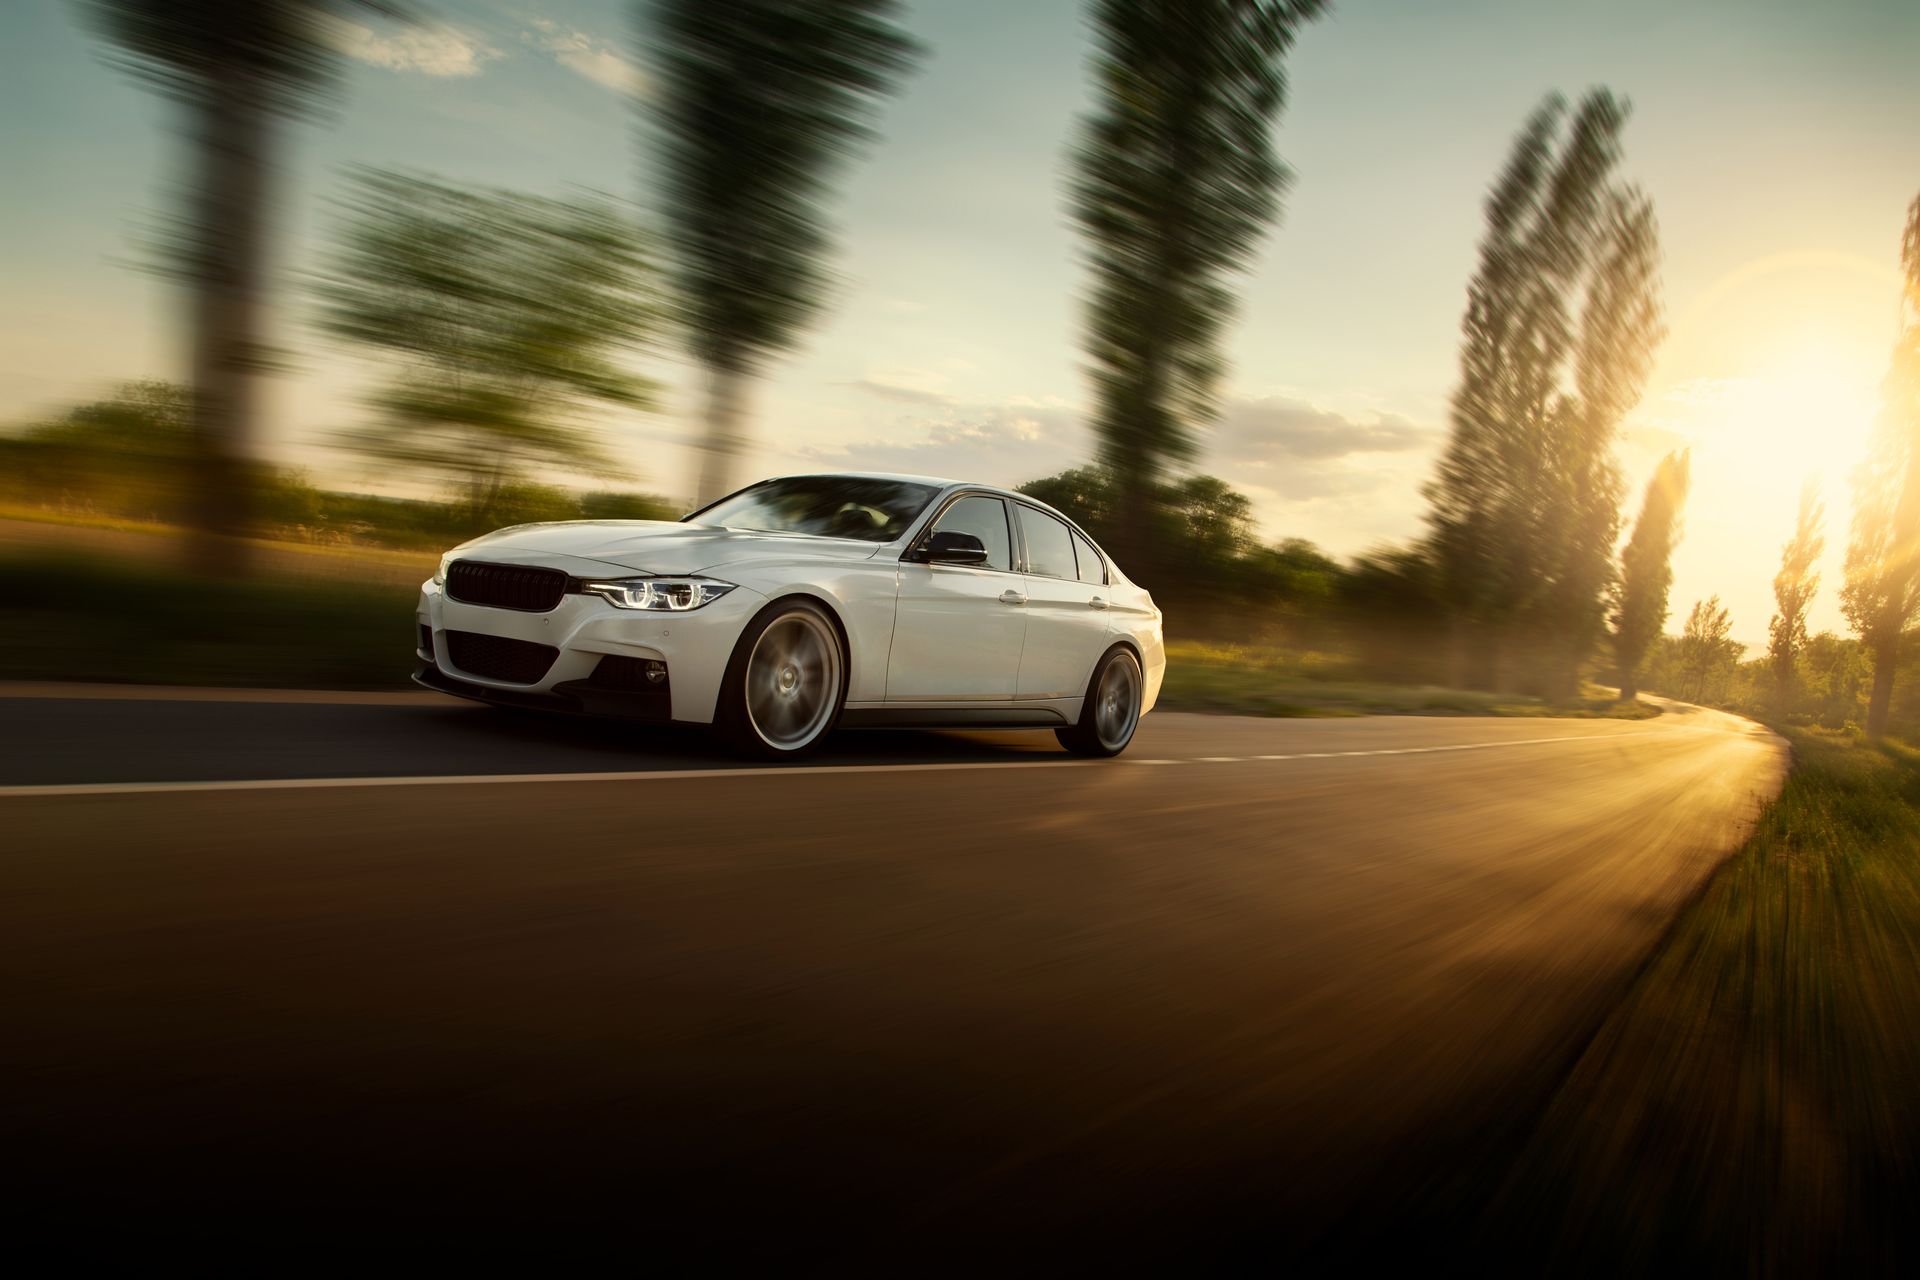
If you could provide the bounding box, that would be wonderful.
[715,599,847,760]
[1056,647,1142,758]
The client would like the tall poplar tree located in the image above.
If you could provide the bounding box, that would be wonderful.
[1424,90,1664,694]
[1612,449,1689,702]
[1842,194,1920,738]
[1071,0,1328,572]
[1767,482,1825,707]
[647,0,920,506]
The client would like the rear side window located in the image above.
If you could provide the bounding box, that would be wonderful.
[1016,505,1076,579]
[1072,530,1106,585]
[930,495,1012,571]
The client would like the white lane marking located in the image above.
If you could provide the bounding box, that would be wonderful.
[0,758,1106,799]
[0,728,1663,800]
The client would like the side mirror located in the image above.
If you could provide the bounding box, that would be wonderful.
[918,530,990,566]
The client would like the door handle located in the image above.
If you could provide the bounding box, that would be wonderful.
[1089,596,1109,610]
[999,589,1027,606]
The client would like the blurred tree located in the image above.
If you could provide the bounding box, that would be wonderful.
[1423,91,1664,696]
[312,170,661,523]
[647,0,920,505]
[77,0,410,576]
[1842,194,1920,738]
[1070,0,1326,572]
[1611,449,1689,702]
[1767,481,1825,709]
[1337,546,1448,683]
[1675,596,1742,704]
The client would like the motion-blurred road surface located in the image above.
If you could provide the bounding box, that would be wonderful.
[0,690,1786,1261]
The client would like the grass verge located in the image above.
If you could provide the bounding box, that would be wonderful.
[1158,640,1660,719]
[0,552,418,689]
[1468,727,1920,1272]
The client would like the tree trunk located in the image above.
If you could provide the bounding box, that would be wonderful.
[1108,464,1157,590]
[184,78,272,578]
[1865,634,1900,738]
[694,364,750,509]
[1617,668,1638,703]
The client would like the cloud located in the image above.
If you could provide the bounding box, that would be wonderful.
[801,403,1086,485]
[1215,395,1434,464]
[524,18,645,95]
[846,374,955,407]
[1203,394,1440,509]
[330,21,502,77]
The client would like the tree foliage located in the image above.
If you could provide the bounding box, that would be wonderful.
[79,0,405,116]
[649,0,920,502]
[1069,0,1327,537]
[1768,481,1825,703]
[1612,449,1690,700]
[312,169,662,520]
[1673,596,1742,703]
[1842,193,1920,736]
[1423,90,1665,695]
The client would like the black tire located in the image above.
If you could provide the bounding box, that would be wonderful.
[1055,646,1143,758]
[714,598,848,760]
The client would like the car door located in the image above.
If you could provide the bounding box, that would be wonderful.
[886,493,1028,700]
[1011,503,1113,701]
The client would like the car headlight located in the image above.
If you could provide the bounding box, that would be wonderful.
[434,553,454,585]
[577,576,737,611]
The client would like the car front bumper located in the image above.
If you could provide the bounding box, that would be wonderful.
[415,578,767,725]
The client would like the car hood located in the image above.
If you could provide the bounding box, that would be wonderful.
[453,520,889,576]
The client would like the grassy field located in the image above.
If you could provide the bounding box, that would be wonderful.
[1157,639,1661,719]
[1458,727,1920,1272]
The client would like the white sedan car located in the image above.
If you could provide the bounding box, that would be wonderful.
[415,473,1165,758]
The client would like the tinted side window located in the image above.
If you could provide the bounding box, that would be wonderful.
[1016,505,1076,579]
[1072,530,1106,585]
[930,495,1012,571]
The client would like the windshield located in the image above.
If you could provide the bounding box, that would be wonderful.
[689,476,940,543]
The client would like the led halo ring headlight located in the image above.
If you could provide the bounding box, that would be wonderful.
[576,576,737,611]
[433,553,454,585]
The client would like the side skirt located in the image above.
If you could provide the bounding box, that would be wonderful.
[838,706,1070,729]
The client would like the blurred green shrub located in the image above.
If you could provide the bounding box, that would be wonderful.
[1,382,677,550]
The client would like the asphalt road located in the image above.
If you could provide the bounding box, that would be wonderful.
[0,690,1788,1263]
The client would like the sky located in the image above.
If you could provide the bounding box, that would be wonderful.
[3,0,1918,647]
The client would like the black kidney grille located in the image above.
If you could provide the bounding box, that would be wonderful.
[446,560,568,612]
[444,630,559,684]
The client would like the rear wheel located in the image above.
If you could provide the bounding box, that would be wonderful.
[716,599,847,760]
[1056,647,1142,758]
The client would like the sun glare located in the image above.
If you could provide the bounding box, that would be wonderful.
[1726,339,1882,483]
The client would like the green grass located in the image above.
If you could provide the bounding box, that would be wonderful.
[0,552,418,689]
[1468,727,1920,1271]
[1158,640,1661,720]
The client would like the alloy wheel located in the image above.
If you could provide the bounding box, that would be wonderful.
[744,610,843,751]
